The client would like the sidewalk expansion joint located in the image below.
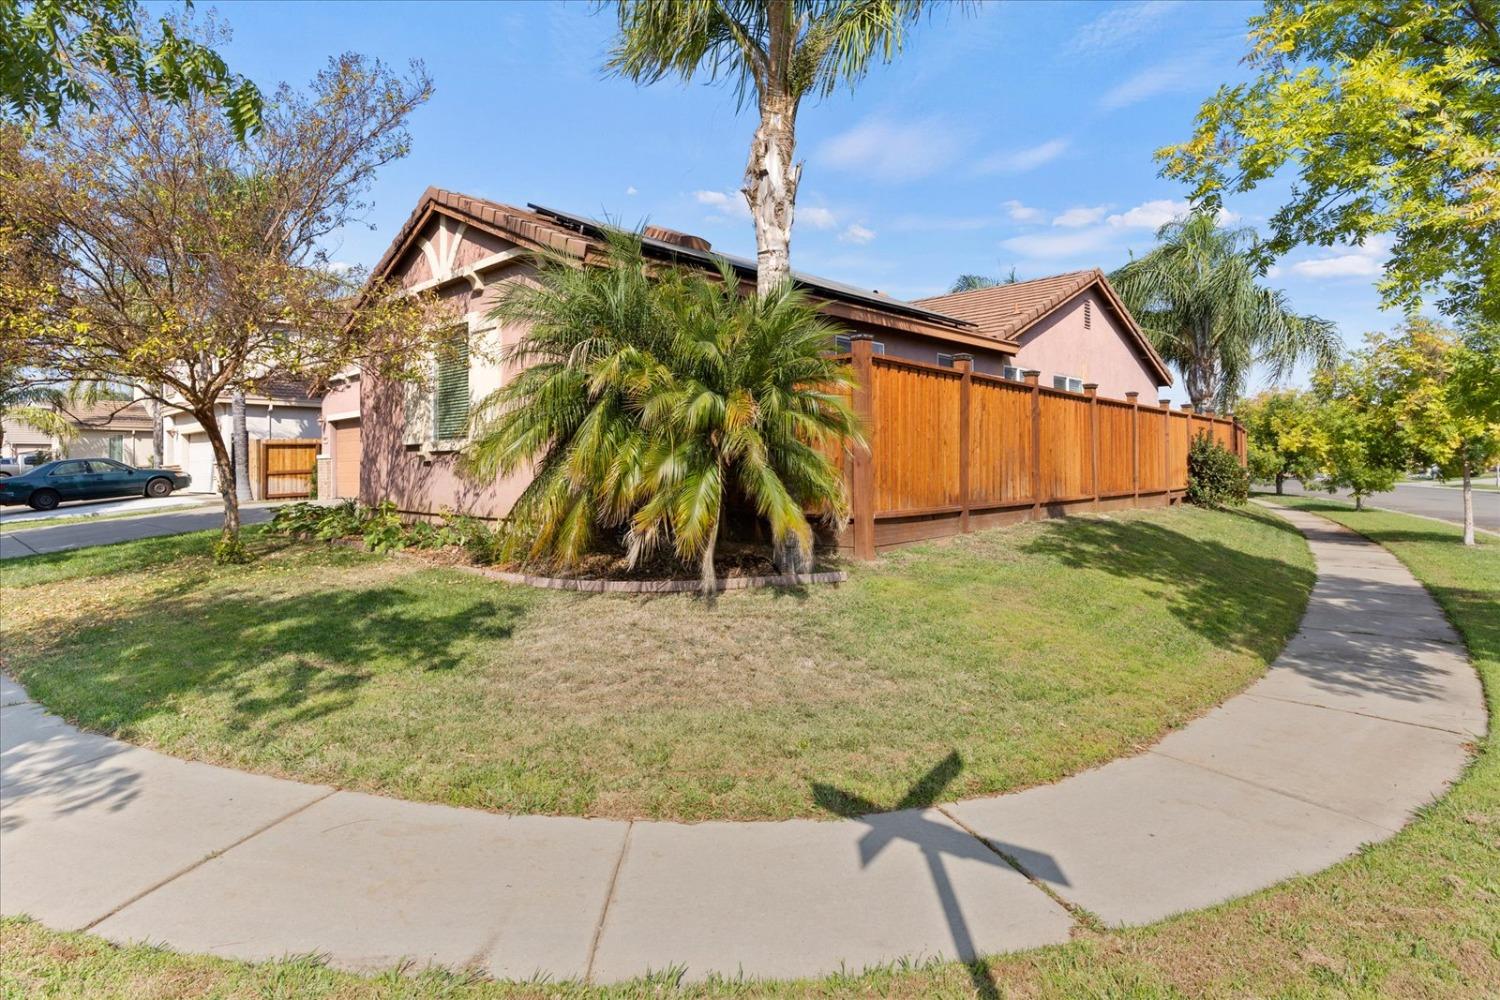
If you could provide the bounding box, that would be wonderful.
[80,788,338,932]
[937,804,1100,932]
[1241,692,1477,738]
[584,819,634,983]
[1145,748,1398,835]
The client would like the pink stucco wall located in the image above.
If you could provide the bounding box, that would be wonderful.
[1012,289,1163,399]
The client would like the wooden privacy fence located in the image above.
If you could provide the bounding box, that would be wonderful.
[253,438,319,500]
[839,336,1245,558]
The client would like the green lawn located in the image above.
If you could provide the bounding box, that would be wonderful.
[1,504,1309,823]
[2,498,1493,999]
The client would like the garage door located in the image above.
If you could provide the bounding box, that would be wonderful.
[334,421,362,499]
[185,434,216,492]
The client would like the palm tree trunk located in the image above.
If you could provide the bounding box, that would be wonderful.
[699,510,720,595]
[149,389,164,467]
[1462,459,1475,547]
[231,390,252,502]
[743,90,799,298]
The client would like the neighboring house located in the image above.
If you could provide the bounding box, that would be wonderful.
[0,417,54,464]
[913,270,1173,401]
[160,381,322,493]
[55,400,157,465]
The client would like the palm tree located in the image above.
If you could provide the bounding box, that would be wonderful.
[464,231,861,591]
[1110,211,1340,411]
[0,365,72,459]
[948,267,1017,293]
[608,0,934,298]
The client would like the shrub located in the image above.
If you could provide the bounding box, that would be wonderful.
[213,536,254,565]
[315,499,365,541]
[269,502,328,536]
[1187,435,1249,508]
[359,501,408,554]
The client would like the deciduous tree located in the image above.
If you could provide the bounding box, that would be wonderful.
[1238,388,1326,494]
[5,50,438,560]
[1162,1,1500,322]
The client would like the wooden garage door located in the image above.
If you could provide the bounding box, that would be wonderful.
[334,422,362,499]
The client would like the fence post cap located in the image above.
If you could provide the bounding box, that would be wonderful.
[1124,391,1140,401]
[848,333,875,341]
[1021,369,1041,386]
[1180,403,1195,411]
[1083,383,1099,397]
[952,352,973,361]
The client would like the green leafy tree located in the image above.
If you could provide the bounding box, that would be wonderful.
[1238,388,1326,494]
[607,1,935,298]
[1,0,262,138]
[1110,211,1340,411]
[464,232,862,592]
[1162,1,1500,323]
[1313,347,1408,511]
[1357,321,1500,545]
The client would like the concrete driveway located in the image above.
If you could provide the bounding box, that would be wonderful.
[0,503,278,560]
[1274,481,1499,534]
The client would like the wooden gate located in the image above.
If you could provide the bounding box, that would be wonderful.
[256,438,319,499]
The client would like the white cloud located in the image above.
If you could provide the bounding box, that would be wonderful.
[1068,1,1183,54]
[1099,58,1204,110]
[800,205,838,230]
[626,185,638,196]
[1106,198,1190,229]
[1053,205,1109,228]
[817,117,967,182]
[1288,237,1390,279]
[694,189,750,220]
[1105,199,1238,230]
[328,261,354,275]
[839,223,876,245]
[1000,228,1114,259]
[975,137,1070,175]
[1003,199,1044,223]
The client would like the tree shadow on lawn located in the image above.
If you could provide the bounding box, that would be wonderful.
[1019,508,1318,663]
[20,581,530,744]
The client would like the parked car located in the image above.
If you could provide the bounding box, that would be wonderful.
[0,459,192,510]
[0,452,51,478]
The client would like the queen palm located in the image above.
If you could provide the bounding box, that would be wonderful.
[1110,211,1340,412]
[608,0,933,298]
[464,231,861,591]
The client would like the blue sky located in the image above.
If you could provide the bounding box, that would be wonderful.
[207,0,1407,402]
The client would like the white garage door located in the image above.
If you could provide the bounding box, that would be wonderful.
[184,434,216,492]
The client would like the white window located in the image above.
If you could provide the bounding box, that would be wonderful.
[833,335,885,355]
[936,353,956,368]
[1002,365,1023,382]
[404,325,471,449]
[1053,375,1085,393]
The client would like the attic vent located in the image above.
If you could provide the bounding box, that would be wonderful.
[1084,300,1092,329]
[643,225,712,253]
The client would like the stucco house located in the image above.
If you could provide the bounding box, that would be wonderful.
[161,381,321,492]
[912,270,1172,400]
[337,188,1175,521]
[55,400,158,465]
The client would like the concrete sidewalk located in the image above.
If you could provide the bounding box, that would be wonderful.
[0,506,1484,984]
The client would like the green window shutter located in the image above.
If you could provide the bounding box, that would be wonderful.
[434,335,470,441]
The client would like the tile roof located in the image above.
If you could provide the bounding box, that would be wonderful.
[58,400,155,430]
[914,270,1174,386]
[369,188,988,340]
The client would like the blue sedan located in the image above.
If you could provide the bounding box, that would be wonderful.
[0,459,193,511]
